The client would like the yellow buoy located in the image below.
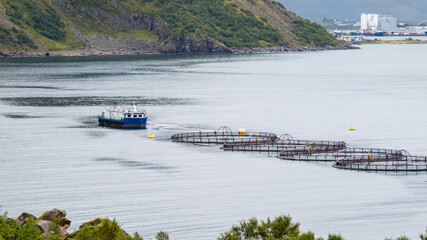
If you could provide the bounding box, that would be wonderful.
[147,130,155,139]
[238,128,246,135]
[348,123,356,131]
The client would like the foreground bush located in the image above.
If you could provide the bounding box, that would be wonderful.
[0,210,150,240]
[218,215,343,240]
[0,209,425,240]
[0,215,43,240]
[70,218,143,240]
[218,215,427,240]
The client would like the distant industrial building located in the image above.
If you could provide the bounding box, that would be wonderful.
[360,13,397,32]
[379,15,397,31]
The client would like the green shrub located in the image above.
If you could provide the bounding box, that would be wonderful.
[156,231,169,240]
[327,234,345,240]
[0,215,43,240]
[153,0,282,48]
[0,25,36,50]
[291,18,341,47]
[73,218,143,240]
[218,215,326,240]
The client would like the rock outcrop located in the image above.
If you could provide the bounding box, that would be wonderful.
[15,209,71,238]
[78,218,104,229]
[17,212,36,226]
[40,209,67,221]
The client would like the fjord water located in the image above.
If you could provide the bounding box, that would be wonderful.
[0,45,426,240]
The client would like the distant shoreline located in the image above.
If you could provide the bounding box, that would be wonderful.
[357,40,427,45]
[0,45,358,58]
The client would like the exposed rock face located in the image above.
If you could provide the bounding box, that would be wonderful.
[40,209,67,221]
[125,12,171,42]
[161,35,232,54]
[58,217,72,238]
[79,218,104,229]
[51,0,170,54]
[38,209,71,238]
[17,212,36,226]
[34,219,70,238]
[36,220,55,237]
[59,217,71,227]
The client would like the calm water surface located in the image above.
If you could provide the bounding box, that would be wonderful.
[0,45,426,239]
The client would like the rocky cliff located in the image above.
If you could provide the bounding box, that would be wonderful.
[0,0,343,56]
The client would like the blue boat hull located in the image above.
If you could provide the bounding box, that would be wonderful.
[98,117,147,129]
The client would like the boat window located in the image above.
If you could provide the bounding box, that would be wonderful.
[139,115,142,117]
[134,115,137,118]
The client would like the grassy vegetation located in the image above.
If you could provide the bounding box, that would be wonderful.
[151,0,282,48]
[64,0,121,35]
[0,25,37,51]
[291,19,342,47]
[3,0,66,41]
[1,0,83,51]
[64,0,284,48]
[0,0,343,52]
[120,0,147,13]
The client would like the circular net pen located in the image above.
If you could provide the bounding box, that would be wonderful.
[222,133,347,154]
[278,147,405,162]
[333,150,427,172]
[170,126,277,145]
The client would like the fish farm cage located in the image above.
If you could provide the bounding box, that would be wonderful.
[278,147,403,161]
[223,139,347,153]
[171,126,277,145]
[333,151,427,172]
[170,127,427,173]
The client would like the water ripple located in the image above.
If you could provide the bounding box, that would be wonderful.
[0,96,193,107]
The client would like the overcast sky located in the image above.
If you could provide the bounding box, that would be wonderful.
[278,0,427,22]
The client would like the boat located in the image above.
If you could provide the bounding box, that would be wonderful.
[98,103,147,129]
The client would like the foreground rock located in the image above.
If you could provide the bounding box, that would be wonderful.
[78,217,104,229]
[3,210,148,240]
[17,212,36,226]
[40,208,67,221]
[14,208,71,238]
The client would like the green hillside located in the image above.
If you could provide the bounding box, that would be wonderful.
[0,0,343,55]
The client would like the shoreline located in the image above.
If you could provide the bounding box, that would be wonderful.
[357,40,427,45]
[0,45,358,58]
